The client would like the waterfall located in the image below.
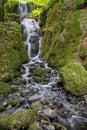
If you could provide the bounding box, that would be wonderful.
[18,2,42,59]
[18,2,28,17]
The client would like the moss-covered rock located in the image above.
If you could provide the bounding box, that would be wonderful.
[32,67,51,83]
[0,109,38,130]
[7,99,18,107]
[0,22,28,82]
[60,62,87,96]
[78,30,87,69]
[41,0,87,69]
[29,122,41,130]
[0,82,11,95]
[0,105,5,112]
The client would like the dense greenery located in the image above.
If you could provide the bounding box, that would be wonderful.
[6,0,50,16]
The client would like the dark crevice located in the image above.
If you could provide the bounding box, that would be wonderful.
[77,1,87,10]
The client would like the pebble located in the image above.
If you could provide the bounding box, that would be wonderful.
[39,108,57,119]
[2,101,8,107]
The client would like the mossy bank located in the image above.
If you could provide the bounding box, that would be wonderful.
[0,22,28,82]
[40,0,87,95]
[41,0,87,69]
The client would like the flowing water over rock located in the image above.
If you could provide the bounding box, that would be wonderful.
[0,2,87,130]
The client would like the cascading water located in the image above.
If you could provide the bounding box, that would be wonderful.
[21,18,41,58]
[0,2,87,130]
[19,3,87,129]
[18,2,28,18]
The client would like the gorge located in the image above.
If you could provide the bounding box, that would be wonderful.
[0,0,87,130]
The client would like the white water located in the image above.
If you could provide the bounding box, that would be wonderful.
[18,2,28,17]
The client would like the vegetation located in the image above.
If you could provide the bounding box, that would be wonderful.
[0,109,38,130]
[0,22,28,82]
[32,67,51,83]
[41,0,87,68]
[0,82,11,95]
[60,62,87,96]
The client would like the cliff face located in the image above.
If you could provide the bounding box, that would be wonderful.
[41,0,87,69]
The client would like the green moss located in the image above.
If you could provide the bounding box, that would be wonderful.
[0,22,28,82]
[0,109,38,130]
[32,76,45,83]
[7,99,18,106]
[0,105,5,112]
[29,122,40,130]
[32,67,51,76]
[41,0,87,69]
[60,62,87,96]
[32,67,50,83]
[0,82,11,95]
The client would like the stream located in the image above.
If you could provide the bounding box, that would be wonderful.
[0,2,87,130]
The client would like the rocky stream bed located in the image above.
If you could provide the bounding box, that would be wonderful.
[0,2,87,130]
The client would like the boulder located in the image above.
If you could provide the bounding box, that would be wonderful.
[29,34,39,57]
[60,62,87,96]
[0,109,38,130]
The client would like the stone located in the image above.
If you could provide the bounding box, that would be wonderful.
[31,100,43,111]
[53,122,67,130]
[29,121,42,130]
[0,109,38,130]
[2,101,8,107]
[29,34,39,57]
[29,95,41,103]
[60,62,87,96]
[48,125,55,130]
[39,108,57,119]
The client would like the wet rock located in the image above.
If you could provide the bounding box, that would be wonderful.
[29,34,39,57]
[17,97,25,104]
[24,103,29,109]
[2,101,8,107]
[10,85,18,92]
[31,100,43,111]
[48,125,55,130]
[29,121,42,130]
[29,95,41,103]
[39,108,57,119]
[6,105,12,110]
[12,78,26,85]
[53,122,67,130]
[7,99,18,107]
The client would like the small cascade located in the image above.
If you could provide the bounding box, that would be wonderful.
[18,2,28,17]
[21,18,41,58]
[18,2,41,59]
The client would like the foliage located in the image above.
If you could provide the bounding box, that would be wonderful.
[7,0,49,6]
[6,0,50,16]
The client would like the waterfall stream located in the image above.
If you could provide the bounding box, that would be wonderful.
[0,2,87,130]
[19,2,87,130]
